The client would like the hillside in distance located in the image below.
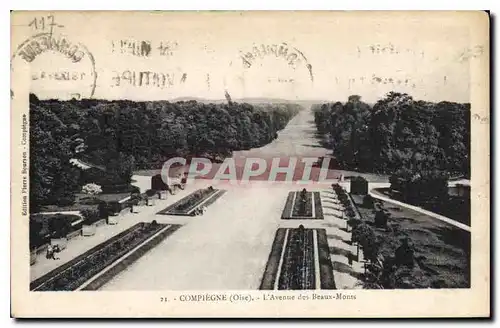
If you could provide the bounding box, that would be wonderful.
[169,96,331,107]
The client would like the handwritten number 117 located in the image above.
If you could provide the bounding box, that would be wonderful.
[28,15,62,32]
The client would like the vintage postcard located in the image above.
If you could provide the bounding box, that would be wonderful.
[10,11,490,318]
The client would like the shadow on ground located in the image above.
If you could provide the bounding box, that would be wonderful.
[326,233,352,246]
[323,212,344,219]
[301,144,326,148]
[332,261,363,280]
[330,245,354,258]
[324,205,345,212]
[323,222,346,230]
[321,199,341,205]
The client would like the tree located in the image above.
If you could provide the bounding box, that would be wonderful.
[352,223,379,263]
[390,168,449,205]
[363,195,375,208]
[48,215,73,238]
[394,238,416,268]
[374,210,389,228]
[29,219,44,250]
[82,183,103,197]
[312,92,470,177]
[29,95,302,213]
[30,102,79,210]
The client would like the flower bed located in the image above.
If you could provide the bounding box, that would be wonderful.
[313,192,324,220]
[199,190,227,208]
[316,229,336,289]
[157,187,223,216]
[291,191,313,217]
[259,228,287,290]
[80,224,182,291]
[31,222,167,291]
[278,228,315,290]
[281,191,323,220]
[281,193,294,219]
[260,228,336,290]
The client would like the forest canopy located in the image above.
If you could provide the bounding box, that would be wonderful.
[313,92,470,206]
[313,92,470,178]
[29,94,301,211]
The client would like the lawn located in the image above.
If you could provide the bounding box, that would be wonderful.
[39,193,131,213]
[351,194,470,288]
[372,188,470,226]
[133,169,162,176]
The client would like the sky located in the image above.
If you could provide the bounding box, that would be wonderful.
[11,11,487,104]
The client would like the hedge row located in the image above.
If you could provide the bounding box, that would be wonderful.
[29,199,137,250]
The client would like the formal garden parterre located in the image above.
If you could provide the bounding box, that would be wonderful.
[31,222,180,291]
[281,189,324,220]
[336,182,471,289]
[260,227,336,290]
[157,187,226,216]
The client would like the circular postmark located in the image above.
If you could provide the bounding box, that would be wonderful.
[224,42,314,100]
[11,32,97,100]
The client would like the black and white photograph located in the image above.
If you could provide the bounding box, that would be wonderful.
[10,10,490,317]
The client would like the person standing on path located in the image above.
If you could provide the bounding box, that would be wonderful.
[46,244,53,259]
[46,244,60,260]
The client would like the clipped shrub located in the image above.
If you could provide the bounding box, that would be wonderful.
[363,194,375,208]
[79,196,104,205]
[29,219,47,250]
[131,188,141,198]
[347,218,362,229]
[106,201,123,215]
[56,196,76,207]
[48,214,74,238]
[151,174,168,191]
[338,194,349,203]
[394,238,416,268]
[130,194,145,206]
[98,201,109,219]
[374,210,389,228]
[352,223,379,263]
[350,176,369,195]
[145,189,157,197]
[81,208,101,225]
[345,209,356,219]
[100,184,140,194]
[332,183,342,192]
